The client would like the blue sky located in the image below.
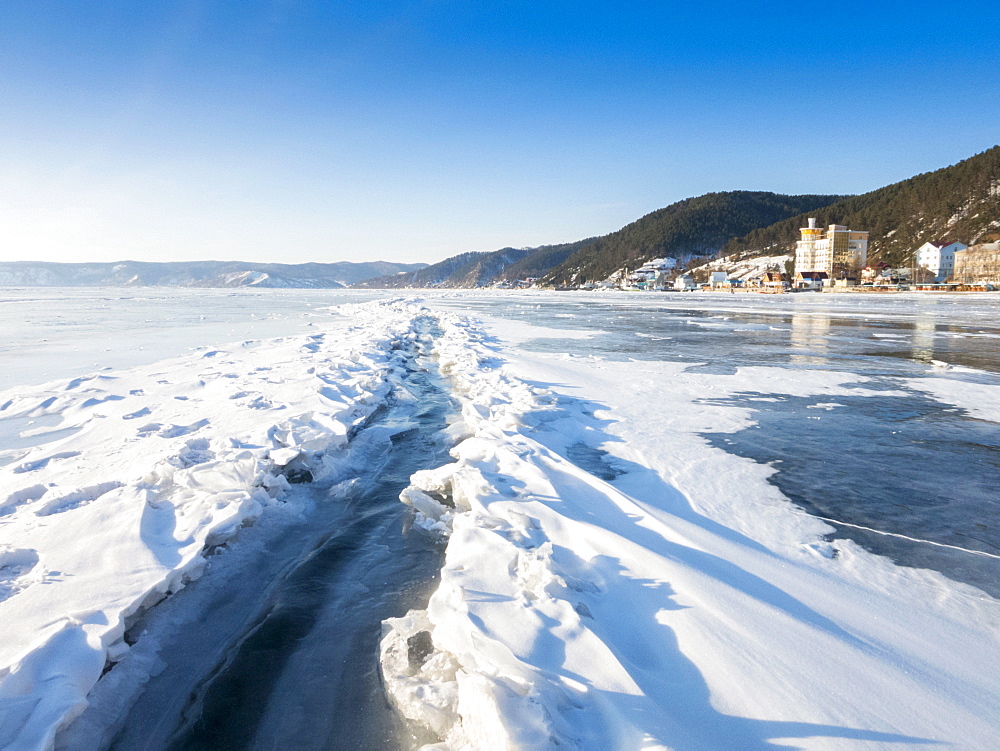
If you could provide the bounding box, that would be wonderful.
[2,1,998,264]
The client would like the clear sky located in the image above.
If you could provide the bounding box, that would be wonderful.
[2,1,998,265]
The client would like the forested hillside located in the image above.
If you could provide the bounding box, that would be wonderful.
[357,239,606,289]
[539,191,846,285]
[357,248,533,288]
[355,146,1000,288]
[360,192,843,288]
[494,238,598,283]
[721,147,1000,267]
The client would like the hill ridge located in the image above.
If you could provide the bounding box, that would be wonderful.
[720,146,1000,268]
[361,191,845,289]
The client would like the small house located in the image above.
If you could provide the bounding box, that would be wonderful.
[674,274,697,291]
[761,271,788,289]
[794,271,828,290]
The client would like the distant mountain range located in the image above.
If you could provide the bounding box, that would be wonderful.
[0,260,427,288]
[358,193,844,289]
[354,239,597,290]
[360,145,1000,288]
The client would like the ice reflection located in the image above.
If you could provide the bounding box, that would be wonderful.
[911,312,937,363]
[789,313,831,365]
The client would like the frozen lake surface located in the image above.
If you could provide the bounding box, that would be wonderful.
[2,288,998,749]
[435,292,1000,595]
[0,288,389,391]
[4,288,998,593]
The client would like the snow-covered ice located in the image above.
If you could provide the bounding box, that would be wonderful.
[380,296,1000,749]
[1,290,998,750]
[0,299,408,749]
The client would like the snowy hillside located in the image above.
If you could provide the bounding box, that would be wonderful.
[688,253,793,281]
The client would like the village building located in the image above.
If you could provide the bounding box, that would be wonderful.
[795,218,869,278]
[623,257,678,291]
[954,241,1000,284]
[759,270,788,292]
[649,271,673,291]
[625,258,677,288]
[708,270,728,288]
[794,270,828,290]
[914,241,967,281]
[886,267,913,282]
[673,274,697,291]
[744,269,789,292]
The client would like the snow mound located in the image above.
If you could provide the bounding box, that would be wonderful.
[381,304,1000,749]
[0,300,427,751]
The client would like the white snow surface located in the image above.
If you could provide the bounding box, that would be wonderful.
[381,305,1000,749]
[0,301,419,750]
[0,297,998,750]
[906,374,1000,424]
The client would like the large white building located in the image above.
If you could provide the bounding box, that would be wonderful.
[954,242,1000,283]
[795,218,868,278]
[914,240,967,281]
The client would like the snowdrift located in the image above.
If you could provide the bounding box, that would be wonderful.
[0,301,422,750]
[380,303,1000,749]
